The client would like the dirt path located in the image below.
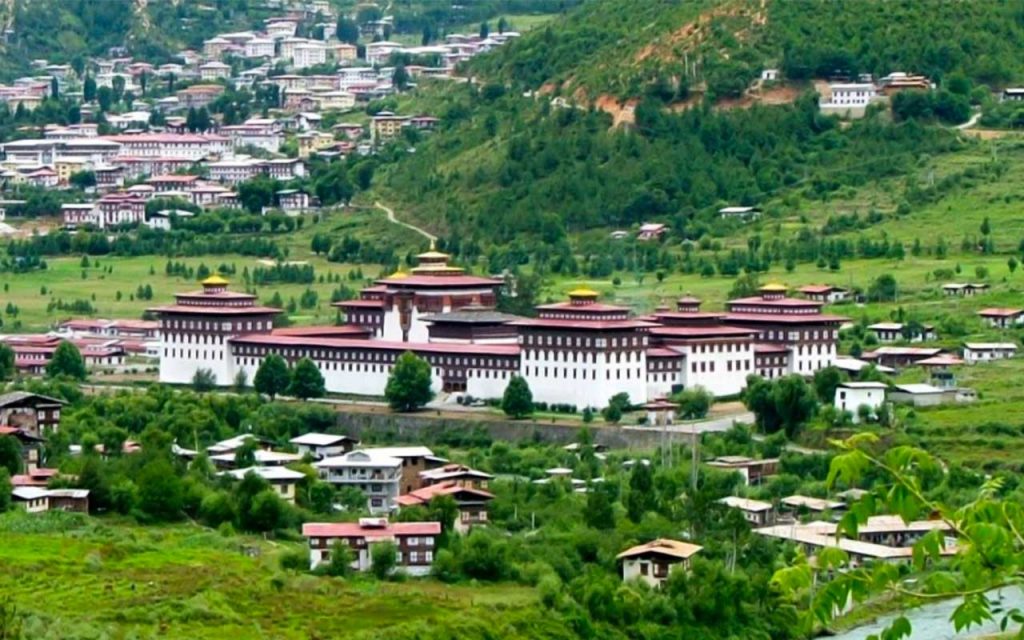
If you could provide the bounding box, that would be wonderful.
[374,200,436,242]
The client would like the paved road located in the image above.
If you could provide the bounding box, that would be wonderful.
[622,411,754,436]
[374,200,436,242]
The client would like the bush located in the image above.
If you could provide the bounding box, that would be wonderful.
[279,549,308,571]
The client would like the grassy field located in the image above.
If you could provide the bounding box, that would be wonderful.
[0,512,536,640]
[0,207,427,332]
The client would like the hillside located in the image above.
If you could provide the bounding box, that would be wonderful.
[472,0,1024,101]
[376,0,1024,273]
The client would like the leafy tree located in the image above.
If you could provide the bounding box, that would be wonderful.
[813,366,846,405]
[744,374,818,438]
[311,233,332,256]
[602,402,623,424]
[309,481,335,514]
[0,469,10,513]
[99,426,128,457]
[83,75,96,102]
[673,386,713,419]
[385,351,433,411]
[46,341,87,379]
[336,17,359,44]
[199,490,235,527]
[626,460,655,522]
[0,437,21,475]
[501,375,533,419]
[393,64,409,91]
[585,482,616,529]
[479,21,490,38]
[867,274,898,302]
[326,540,354,576]
[254,354,290,399]
[370,540,398,579]
[0,344,13,378]
[246,490,289,532]
[137,457,184,521]
[192,368,216,392]
[76,455,110,513]
[1009,257,1018,276]
[68,170,96,189]
[234,439,258,469]
[233,369,248,393]
[289,357,326,400]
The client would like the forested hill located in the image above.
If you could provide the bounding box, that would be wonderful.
[472,0,1024,101]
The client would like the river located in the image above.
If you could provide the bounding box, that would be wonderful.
[831,587,1024,640]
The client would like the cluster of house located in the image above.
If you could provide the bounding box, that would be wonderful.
[0,391,91,513]
[1,318,160,375]
[817,71,933,118]
[150,246,846,408]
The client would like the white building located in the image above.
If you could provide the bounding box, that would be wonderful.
[245,37,276,58]
[314,449,402,513]
[290,432,359,460]
[617,539,702,588]
[222,466,305,503]
[820,83,881,118]
[963,342,1017,364]
[302,518,441,575]
[834,381,887,422]
[365,41,403,65]
[292,42,327,70]
[199,61,232,82]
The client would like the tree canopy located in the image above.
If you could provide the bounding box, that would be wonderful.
[47,341,87,380]
[254,354,291,400]
[385,351,433,412]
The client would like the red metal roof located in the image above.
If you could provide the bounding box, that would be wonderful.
[723,313,846,324]
[148,305,281,315]
[646,347,683,358]
[728,296,823,307]
[509,318,656,331]
[798,285,845,294]
[650,326,759,339]
[231,333,520,356]
[978,308,1023,317]
[302,521,441,537]
[271,326,371,337]
[394,481,494,506]
[753,343,790,354]
[334,299,386,308]
[535,302,630,312]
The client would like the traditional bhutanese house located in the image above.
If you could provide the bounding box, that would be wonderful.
[780,495,846,517]
[942,283,989,297]
[617,538,703,587]
[289,432,360,460]
[860,346,943,369]
[832,356,895,377]
[12,487,49,512]
[706,456,779,485]
[302,518,441,575]
[420,307,522,345]
[46,488,89,512]
[222,466,306,504]
[867,322,936,343]
[718,496,775,527]
[395,481,495,533]
[419,463,493,490]
[887,383,948,407]
[962,342,1017,364]
[798,285,849,304]
[0,391,65,435]
[916,353,964,388]
[11,467,59,487]
[978,308,1024,329]
[0,426,45,471]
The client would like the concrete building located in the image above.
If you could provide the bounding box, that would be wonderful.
[963,342,1017,364]
[303,518,441,574]
[834,381,887,422]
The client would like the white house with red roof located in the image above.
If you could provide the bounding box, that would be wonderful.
[978,308,1024,329]
[303,518,441,574]
[396,481,494,533]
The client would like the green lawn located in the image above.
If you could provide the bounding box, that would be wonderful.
[0,207,427,332]
[0,512,535,639]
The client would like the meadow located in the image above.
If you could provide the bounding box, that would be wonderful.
[0,512,537,640]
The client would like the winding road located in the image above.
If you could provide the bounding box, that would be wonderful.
[374,200,436,242]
